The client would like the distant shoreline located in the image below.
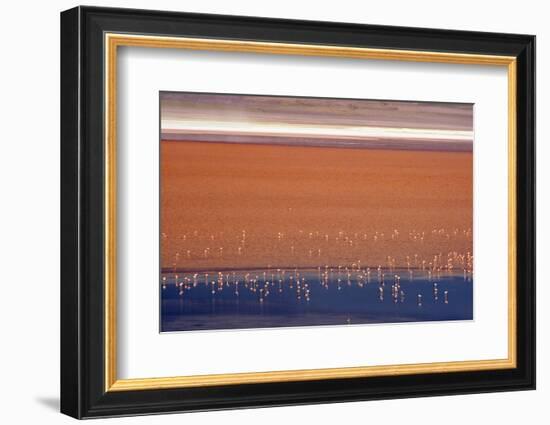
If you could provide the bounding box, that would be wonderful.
[160,136,473,153]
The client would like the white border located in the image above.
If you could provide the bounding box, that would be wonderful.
[117,47,508,379]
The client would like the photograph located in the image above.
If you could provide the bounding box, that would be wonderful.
[160,92,474,332]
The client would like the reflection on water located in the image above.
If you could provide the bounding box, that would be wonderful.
[160,265,473,332]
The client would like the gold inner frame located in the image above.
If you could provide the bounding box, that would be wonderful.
[104,33,517,392]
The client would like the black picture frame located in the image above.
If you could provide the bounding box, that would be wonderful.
[61,5,535,419]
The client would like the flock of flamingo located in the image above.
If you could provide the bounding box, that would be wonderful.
[161,227,472,263]
[160,227,473,307]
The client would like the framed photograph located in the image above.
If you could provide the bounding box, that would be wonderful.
[60,6,535,419]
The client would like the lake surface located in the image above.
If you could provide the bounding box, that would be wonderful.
[160,267,473,332]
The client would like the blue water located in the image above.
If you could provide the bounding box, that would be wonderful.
[160,268,473,332]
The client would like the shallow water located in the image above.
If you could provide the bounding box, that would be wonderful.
[160,268,473,332]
